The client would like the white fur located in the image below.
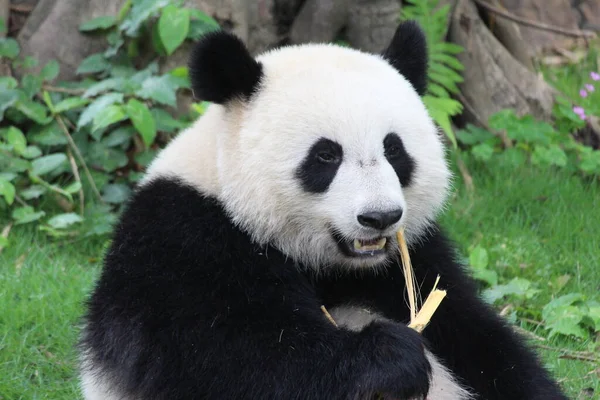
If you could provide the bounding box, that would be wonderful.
[329,306,474,400]
[80,351,131,400]
[144,42,451,270]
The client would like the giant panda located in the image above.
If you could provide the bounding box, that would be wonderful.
[78,21,568,400]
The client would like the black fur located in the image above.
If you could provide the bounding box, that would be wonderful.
[382,21,429,96]
[383,133,415,187]
[295,138,344,193]
[188,31,263,104]
[81,178,568,400]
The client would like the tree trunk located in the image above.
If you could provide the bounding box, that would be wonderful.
[16,0,126,81]
[345,0,402,53]
[449,0,557,126]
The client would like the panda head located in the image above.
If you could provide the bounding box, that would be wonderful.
[150,21,451,270]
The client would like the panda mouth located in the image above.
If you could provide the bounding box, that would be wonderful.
[332,232,390,257]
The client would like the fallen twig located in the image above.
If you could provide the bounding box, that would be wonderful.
[535,344,599,363]
[473,0,596,38]
[56,115,104,204]
[67,147,85,215]
[42,85,86,96]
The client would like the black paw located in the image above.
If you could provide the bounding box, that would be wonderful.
[354,321,431,400]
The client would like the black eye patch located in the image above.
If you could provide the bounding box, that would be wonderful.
[383,133,415,187]
[295,138,343,194]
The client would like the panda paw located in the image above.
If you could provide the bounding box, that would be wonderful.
[354,320,432,400]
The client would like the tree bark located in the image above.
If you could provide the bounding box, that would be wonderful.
[345,0,402,53]
[482,0,533,69]
[495,0,583,56]
[16,0,126,81]
[289,0,349,45]
[449,0,557,126]
[1,0,10,76]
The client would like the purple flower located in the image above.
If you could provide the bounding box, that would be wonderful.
[591,72,600,81]
[573,106,585,115]
[573,106,587,120]
[580,89,588,97]
[585,83,595,92]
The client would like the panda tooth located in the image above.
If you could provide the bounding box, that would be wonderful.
[353,238,387,251]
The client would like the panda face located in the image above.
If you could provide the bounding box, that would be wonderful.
[213,44,451,270]
[147,23,452,270]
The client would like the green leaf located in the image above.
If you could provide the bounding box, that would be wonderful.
[151,108,186,133]
[14,99,52,124]
[40,60,60,81]
[6,126,27,154]
[158,5,190,55]
[92,104,128,132]
[102,183,131,204]
[499,148,527,167]
[586,301,600,330]
[77,53,111,75]
[0,89,19,122]
[20,185,46,200]
[134,149,157,167]
[47,212,84,229]
[0,179,16,205]
[542,293,586,321]
[135,74,185,107]
[88,142,129,172]
[125,98,156,147]
[472,269,498,287]
[28,121,67,146]
[471,143,494,161]
[101,126,134,147]
[0,172,17,181]
[64,181,82,194]
[543,305,587,339]
[77,92,124,128]
[469,246,488,269]
[83,77,128,98]
[187,9,220,39]
[0,156,30,173]
[0,76,18,90]
[79,15,117,31]
[531,145,568,167]
[483,278,540,304]
[120,0,170,36]
[12,206,46,225]
[31,153,67,176]
[53,97,91,113]
[0,38,20,59]
[21,74,43,99]
[104,31,125,58]
[456,124,495,145]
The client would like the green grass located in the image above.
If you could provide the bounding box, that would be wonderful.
[0,232,106,400]
[1,156,598,399]
[442,154,600,399]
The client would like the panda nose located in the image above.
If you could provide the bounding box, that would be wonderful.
[357,209,403,230]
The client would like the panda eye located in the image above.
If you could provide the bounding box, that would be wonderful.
[384,134,406,160]
[316,151,339,164]
[385,145,401,158]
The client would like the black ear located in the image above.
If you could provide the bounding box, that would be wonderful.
[188,31,263,104]
[382,21,428,96]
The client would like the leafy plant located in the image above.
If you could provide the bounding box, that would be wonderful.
[466,244,599,340]
[0,2,219,244]
[456,109,600,177]
[401,0,465,147]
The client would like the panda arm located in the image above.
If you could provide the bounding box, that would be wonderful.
[81,178,430,400]
[409,226,568,400]
[316,225,568,400]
